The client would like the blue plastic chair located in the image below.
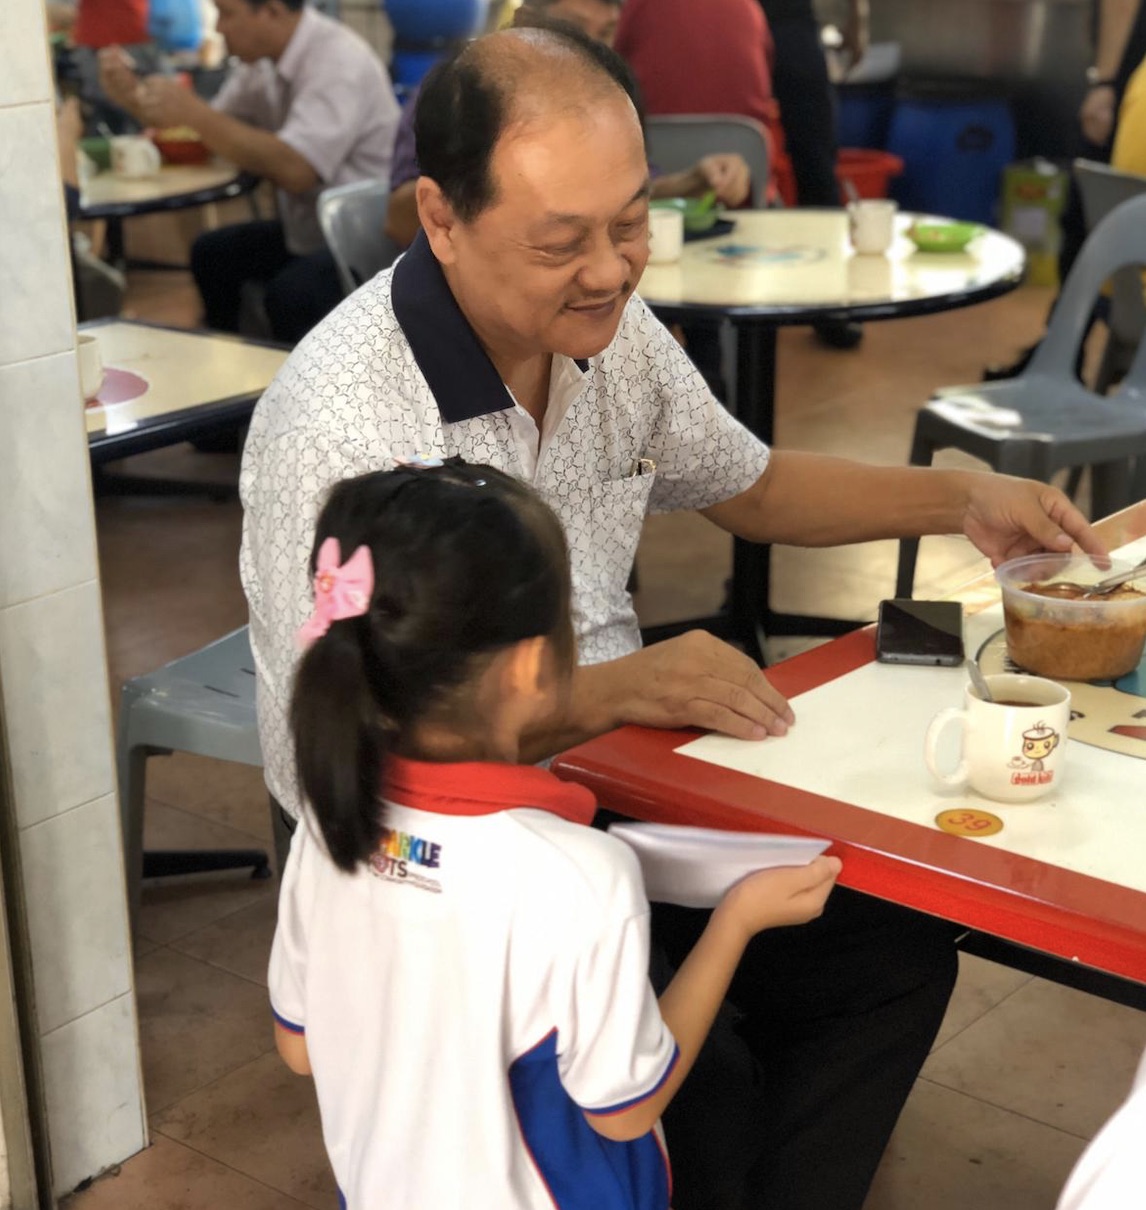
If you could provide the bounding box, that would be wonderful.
[896,193,1146,598]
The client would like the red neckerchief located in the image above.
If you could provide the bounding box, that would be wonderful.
[383,755,596,826]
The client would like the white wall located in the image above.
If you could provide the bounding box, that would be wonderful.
[0,0,147,1198]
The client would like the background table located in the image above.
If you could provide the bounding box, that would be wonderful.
[554,501,1146,1008]
[637,209,1026,659]
[83,319,286,467]
[78,161,259,270]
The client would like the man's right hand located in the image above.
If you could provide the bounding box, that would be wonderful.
[98,45,142,113]
[599,630,795,741]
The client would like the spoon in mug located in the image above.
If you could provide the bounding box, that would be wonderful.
[965,659,994,702]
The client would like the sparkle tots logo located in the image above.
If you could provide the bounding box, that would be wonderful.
[369,828,443,892]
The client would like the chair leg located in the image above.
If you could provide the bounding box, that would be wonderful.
[116,741,152,939]
[1091,459,1133,519]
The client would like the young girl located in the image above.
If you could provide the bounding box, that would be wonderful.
[269,459,841,1210]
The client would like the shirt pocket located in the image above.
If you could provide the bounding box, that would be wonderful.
[576,472,657,600]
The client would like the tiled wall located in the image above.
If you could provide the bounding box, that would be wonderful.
[0,0,146,1198]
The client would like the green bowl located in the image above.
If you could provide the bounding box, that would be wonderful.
[651,195,719,233]
[79,136,112,172]
[907,221,982,253]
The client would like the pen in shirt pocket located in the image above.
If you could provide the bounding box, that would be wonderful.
[629,457,657,477]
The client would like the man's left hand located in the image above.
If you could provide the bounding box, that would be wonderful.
[696,154,752,207]
[962,475,1106,566]
[134,76,198,130]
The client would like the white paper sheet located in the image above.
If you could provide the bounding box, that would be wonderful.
[608,822,831,908]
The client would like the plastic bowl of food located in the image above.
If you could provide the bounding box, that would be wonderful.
[996,553,1146,681]
[907,220,982,253]
[150,126,210,165]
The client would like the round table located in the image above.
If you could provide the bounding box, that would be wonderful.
[635,208,1026,659]
[78,160,258,221]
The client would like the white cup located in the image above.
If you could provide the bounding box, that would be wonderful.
[924,673,1071,803]
[847,198,897,255]
[648,207,684,264]
[77,333,104,402]
[110,135,161,178]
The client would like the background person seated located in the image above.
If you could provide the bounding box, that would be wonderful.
[100,0,400,345]
[383,0,754,254]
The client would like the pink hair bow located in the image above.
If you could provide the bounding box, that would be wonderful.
[296,537,375,649]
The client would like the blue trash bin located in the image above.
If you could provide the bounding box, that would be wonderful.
[886,85,1016,224]
[385,0,488,42]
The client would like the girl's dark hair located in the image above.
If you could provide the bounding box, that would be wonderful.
[414,24,642,222]
[290,460,574,872]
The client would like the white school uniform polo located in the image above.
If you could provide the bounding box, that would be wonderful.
[269,757,679,1210]
[240,232,771,817]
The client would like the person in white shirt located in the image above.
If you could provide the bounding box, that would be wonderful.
[270,459,842,1210]
[99,0,400,343]
[1056,1047,1146,1210]
[242,25,1105,1210]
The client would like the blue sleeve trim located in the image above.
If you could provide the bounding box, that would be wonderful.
[585,1043,680,1117]
[272,1006,306,1035]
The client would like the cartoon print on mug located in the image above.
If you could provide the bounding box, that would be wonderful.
[1006,719,1061,785]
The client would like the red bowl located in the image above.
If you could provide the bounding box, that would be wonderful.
[151,134,211,165]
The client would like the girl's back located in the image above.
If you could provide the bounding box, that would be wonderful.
[270,757,676,1210]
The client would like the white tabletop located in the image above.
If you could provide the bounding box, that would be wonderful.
[637,209,1026,318]
[79,160,244,214]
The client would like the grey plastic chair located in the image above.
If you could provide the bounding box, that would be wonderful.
[317,178,400,297]
[117,626,272,928]
[644,115,771,208]
[1074,159,1146,393]
[895,192,1146,598]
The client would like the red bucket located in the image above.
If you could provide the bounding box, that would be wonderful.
[773,148,904,206]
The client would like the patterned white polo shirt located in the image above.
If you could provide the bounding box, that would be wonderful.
[239,233,770,816]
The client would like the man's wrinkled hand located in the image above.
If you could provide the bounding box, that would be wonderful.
[962,475,1106,567]
[698,153,752,208]
[619,630,794,741]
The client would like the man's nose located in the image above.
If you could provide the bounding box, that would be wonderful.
[577,236,630,294]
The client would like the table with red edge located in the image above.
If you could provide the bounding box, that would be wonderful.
[554,501,1146,1008]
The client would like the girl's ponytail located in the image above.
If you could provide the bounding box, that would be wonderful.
[290,619,389,873]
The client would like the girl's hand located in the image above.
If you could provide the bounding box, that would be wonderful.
[716,855,842,939]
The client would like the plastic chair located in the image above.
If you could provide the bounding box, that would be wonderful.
[895,193,1146,598]
[317,179,401,296]
[644,115,771,209]
[1074,159,1146,393]
[116,627,271,929]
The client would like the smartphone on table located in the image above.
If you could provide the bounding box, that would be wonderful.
[875,599,965,667]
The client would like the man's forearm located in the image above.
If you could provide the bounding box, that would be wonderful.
[704,451,974,547]
[178,97,318,193]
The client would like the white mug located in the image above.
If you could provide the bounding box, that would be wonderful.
[847,198,897,255]
[77,333,104,402]
[924,673,1071,803]
[648,207,684,264]
[110,135,161,178]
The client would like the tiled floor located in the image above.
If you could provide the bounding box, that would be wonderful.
[62,256,1146,1208]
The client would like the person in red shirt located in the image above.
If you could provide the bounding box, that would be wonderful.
[614,0,778,145]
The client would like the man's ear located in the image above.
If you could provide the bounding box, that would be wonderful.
[417,177,460,264]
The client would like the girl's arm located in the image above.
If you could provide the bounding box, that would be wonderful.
[584,855,842,1142]
[275,1021,313,1076]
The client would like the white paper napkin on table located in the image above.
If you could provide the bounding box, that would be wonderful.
[608,822,831,909]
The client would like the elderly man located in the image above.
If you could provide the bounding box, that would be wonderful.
[241,28,1102,1210]
[100,0,399,344]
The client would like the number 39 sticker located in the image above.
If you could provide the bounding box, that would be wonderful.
[935,808,1004,837]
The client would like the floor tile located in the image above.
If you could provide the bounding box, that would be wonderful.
[862,1078,1087,1210]
[134,947,275,1114]
[138,801,276,946]
[152,1051,337,1210]
[932,953,1032,1050]
[923,977,1146,1137]
[60,1133,316,1210]
[170,897,278,987]
[144,752,274,844]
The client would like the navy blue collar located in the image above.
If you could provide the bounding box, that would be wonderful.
[391,230,587,425]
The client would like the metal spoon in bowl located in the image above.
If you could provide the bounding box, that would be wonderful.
[1081,555,1146,597]
[965,658,994,702]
